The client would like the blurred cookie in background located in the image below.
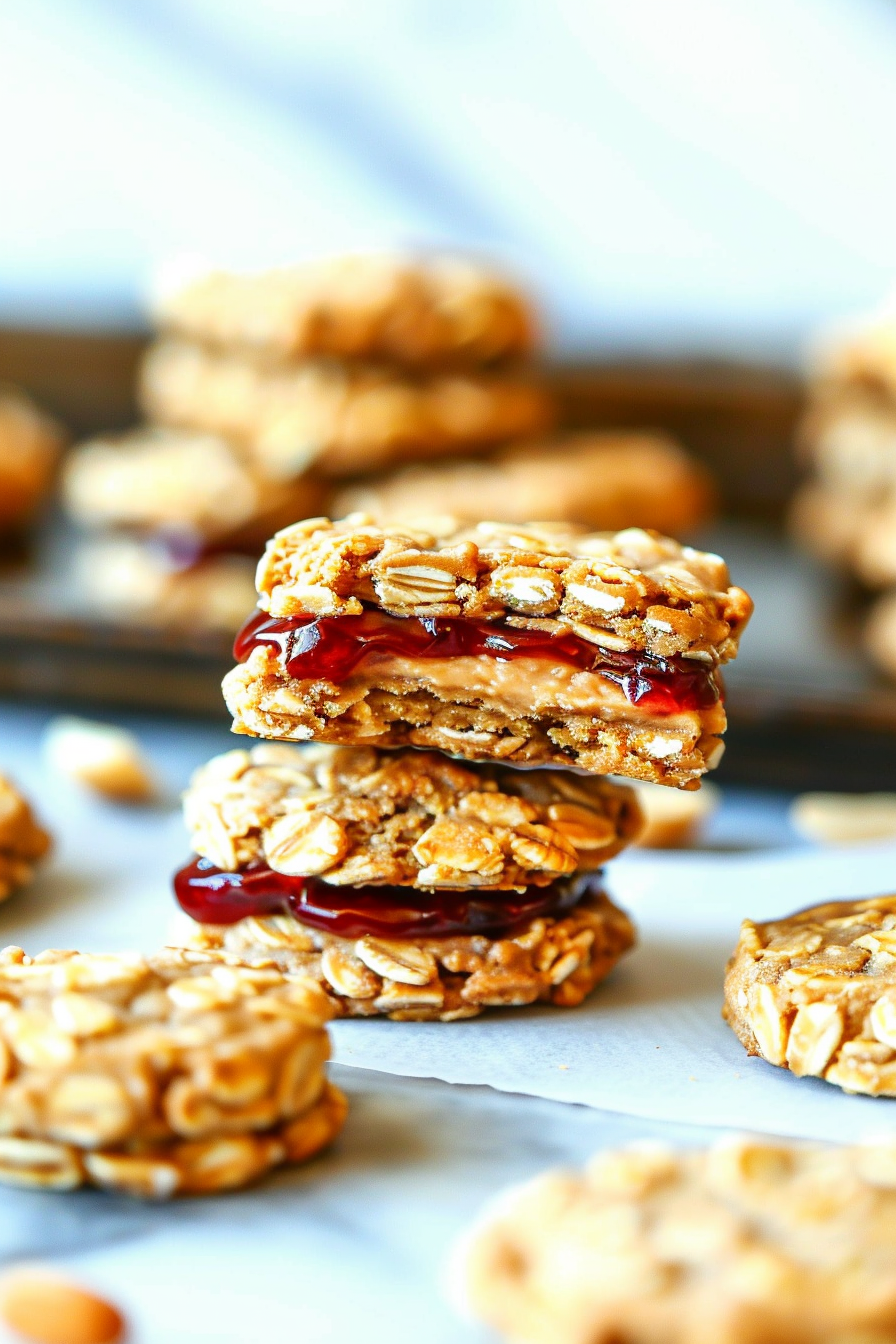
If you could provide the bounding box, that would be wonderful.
[140,338,554,479]
[331,432,715,534]
[152,253,538,368]
[62,427,324,556]
[0,386,67,535]
[75,534,257,636]
[791,303,896,680]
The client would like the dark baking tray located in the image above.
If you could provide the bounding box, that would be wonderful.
[2,328,892,791]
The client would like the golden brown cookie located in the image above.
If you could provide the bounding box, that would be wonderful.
[183,744,643,891]
[140,339,554,478]
[0,775,51,902]
[0,946,346,1196]
[724,895,896,1096]
[223,516,751,786]
[0,387,66,532]
[153,254,537,368]
[171,891,635,1022]
[461,1135,896,1344]
[62,427,324,551]
[332,432,715,534]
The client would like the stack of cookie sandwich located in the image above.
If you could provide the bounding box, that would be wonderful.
[61,254,552,633]
[791,305,896,678]
[171,514,752,1021]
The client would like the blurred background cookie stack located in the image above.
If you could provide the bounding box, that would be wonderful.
[60,255,554,635]
[59,253,717,639]
[791,305,896,679]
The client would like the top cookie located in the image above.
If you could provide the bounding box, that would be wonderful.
[184,743,643,890]
[254,515,752,664]
[153,255,536,369]
[463,1135,896,1344]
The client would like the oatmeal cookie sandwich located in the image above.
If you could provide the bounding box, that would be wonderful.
[170,744,641,1021]
[223,515,752,787]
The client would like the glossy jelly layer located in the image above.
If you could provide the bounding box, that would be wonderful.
[234,608,720,714]
[174,856,600,938]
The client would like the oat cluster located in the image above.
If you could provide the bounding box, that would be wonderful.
[63,427,323,547]
[253,515,752,662]
[174,890,635,1022]
[464,1135,896,1344]
[140,338,554,479]
[0,946,345,1197]
[0,776,51,903]
[153,254,536,368]
[185,744,642,890]
[724,895,896,1096]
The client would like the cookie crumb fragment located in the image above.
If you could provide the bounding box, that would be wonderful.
[43,718,156,803]
[0,1267,124,1344]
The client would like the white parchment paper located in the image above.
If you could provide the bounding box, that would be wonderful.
[330,844,896,1142]
[4,706,896,1145]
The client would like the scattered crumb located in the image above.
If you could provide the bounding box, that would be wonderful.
[0,1266,125,1344]
[43,717,156,803]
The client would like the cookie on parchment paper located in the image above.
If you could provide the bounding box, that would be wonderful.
[460,1135,896,1344]
[0,946,346,1197]
[173,743,639,1022]
[724,894,896,1097]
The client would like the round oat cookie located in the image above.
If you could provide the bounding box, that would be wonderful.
[184,743,643,891]
[723,895,896,1096]
[0,946,346,1197]
[0,387,66,532]
[153,253,537,368]
[0,774,51,903]
[171,890,635,1022]
[461,1135,896,1344]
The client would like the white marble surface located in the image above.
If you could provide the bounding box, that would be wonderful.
[0,701,876,1341]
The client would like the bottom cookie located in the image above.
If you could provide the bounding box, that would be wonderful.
[170,894,636,1021]
[0,1081,347,1198]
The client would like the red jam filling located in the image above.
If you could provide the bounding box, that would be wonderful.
[234,608,720,714]
[173,856,600,939]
